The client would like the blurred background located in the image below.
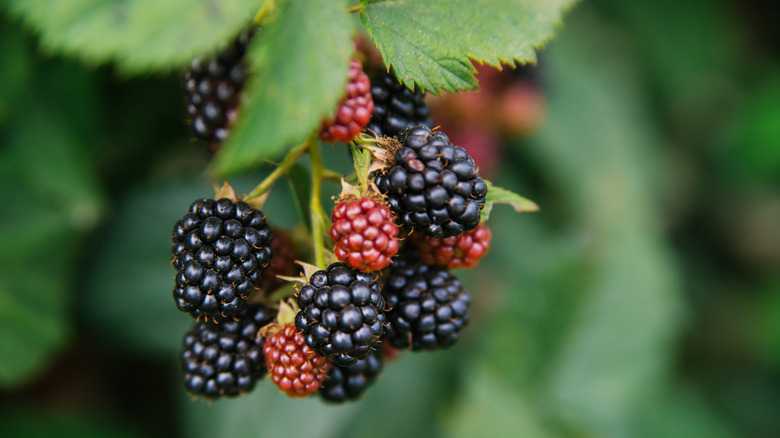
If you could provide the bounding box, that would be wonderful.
[1,0,779,437]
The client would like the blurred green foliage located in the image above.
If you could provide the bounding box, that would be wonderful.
[1,1,779,437]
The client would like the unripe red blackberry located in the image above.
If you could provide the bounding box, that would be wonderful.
[171,198,273,322]
[181,304,275,399]
[382,255,471,350]
[295,262,386,366]
[183,30,253,151]
[330,197,399,272]
[319,59,374,143]
[264,324,331,398]
[416,223,491,269]
[374,126,488,238]
[319,348,383,403]
[366,68,432,137]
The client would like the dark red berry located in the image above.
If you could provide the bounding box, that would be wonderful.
[264,324,330,398]
[416,223,491,269]
[319,60,374,143]
[330,197,399,272]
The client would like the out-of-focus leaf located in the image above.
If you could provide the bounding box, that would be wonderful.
[524,10,685,434]
[0,108,103,388]
[631,388,739,438]
[445,367,554,438]
[213,0,353,176]
[82,176,211,356]
[0,21,32,124]
[361,0,578,93]
[719,70,780,183]
[5,0,263,74]
[0,410,141,438]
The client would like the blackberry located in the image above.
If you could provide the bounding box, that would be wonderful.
[319,59,374,143]
[366,68,432,137]
[416,223,492,269]
[374,126,488,238]
[171,198,273,322]
[180,304,275,399]
[319,348,383,403]
[295,262,386,366]
[382,255,471,350]
[183,30,253,151]
[264,324,331,398]
[330,197,399,272]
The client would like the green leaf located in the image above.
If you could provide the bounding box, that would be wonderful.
[361,0,577,93]
[481,180,539,221]
[5,0,264,74]
[213,0,353,176]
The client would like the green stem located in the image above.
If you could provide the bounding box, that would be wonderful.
[244,142,309,201]
[309,137,328,268]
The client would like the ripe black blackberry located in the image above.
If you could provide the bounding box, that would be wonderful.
[183,30,253,151]
[181,304,275,399]
[366,68,432,137]
[171,198,273,322]
[382,255,471,350]
[295,262,386,367]
[319,348,383,403]
[374,126,488,238]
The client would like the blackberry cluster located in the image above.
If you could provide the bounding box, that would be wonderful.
[295,262,386,366]
[366,68,432,137]
[171,198,273,322]
[181,304,275,399]
[319,349,384,403]
[375,126,488,238]
[382,255,471,350]
[183,30,253,150]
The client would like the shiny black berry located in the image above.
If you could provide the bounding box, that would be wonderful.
[171,198,273,322]
[382,255,471,350]
[319,348,383,403]
[366,68,432,137]
[181,304,275,399]
[295,262,385,366]
[183,30,254,151]
[375,126,487,238]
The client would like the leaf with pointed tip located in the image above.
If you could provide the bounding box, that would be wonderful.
[361,0,578,93]
[481,180,539,221]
